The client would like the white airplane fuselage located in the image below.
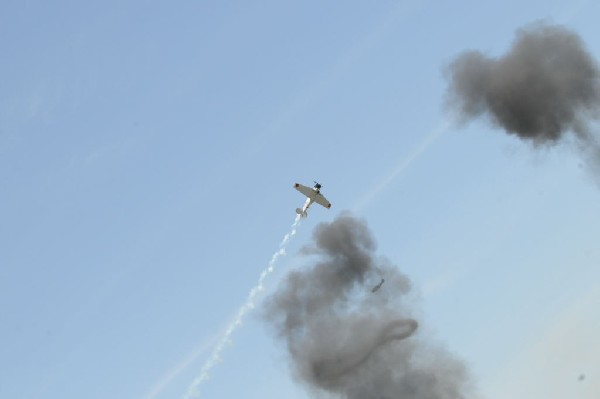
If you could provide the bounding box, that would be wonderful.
[293,182,331,218]
[296,196,314,217]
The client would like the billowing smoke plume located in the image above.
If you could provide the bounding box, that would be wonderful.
[263,214,472,398]
[445,22,600,161]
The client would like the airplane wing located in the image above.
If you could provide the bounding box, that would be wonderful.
[314,193,331,209]
[294,182,331,209]
[294,183,314,198]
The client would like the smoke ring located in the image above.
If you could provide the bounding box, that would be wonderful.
[381,318,418,341]
[311,318,418,384]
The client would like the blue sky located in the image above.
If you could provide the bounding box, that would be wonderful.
[1,1,599,398]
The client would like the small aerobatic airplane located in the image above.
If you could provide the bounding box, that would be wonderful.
[293,181,331,217]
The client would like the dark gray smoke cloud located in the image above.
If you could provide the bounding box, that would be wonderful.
[263,214,472,398]
[445,22,600,157]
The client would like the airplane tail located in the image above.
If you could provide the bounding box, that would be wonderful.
[295,208,307,218]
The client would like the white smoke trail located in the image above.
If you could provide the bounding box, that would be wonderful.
[182,215,302,399]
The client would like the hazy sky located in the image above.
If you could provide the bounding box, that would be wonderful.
[1,1,599,398]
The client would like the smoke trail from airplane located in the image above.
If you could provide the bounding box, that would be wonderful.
[263,214,472,398]
[445,22,600,173]
[182,215,301,399]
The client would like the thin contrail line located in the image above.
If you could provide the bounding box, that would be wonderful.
[143,338,214,399]
[181,215,302,399]
[353,120,449,212]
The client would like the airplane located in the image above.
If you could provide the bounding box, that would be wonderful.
[371,278,385,293]
[293,181,331,217]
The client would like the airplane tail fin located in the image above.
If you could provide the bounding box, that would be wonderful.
[295,208,307,217]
